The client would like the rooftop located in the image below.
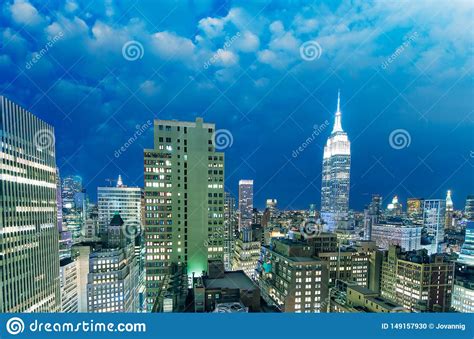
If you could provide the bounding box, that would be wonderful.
[203,271,257,291]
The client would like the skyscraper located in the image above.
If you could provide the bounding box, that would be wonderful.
[423,199,446,254]
[224,192,237,270]
[464,195,474,220]
[144,118,225,310]
[238,180,254,230]
[445,190,454,229]
[0,96,60,312]
[321,91,351,230]
[61,175,83,209]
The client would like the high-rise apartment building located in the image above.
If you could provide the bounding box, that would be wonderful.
[321,91,351,230]
[0,96,60,312]
[381,245,454,312]
[423,199,446,254]
[238,180,254,230]
[144,118,225,310]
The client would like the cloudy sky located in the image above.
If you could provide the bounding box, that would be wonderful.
[1,0,473,210]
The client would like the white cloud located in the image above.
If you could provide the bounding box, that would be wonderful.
[9,0,44,26]
[234,31,260,52]
[151,31,195,61]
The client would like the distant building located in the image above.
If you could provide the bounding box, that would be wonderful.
[371,219,422,251]
[62,175,83,209]
[232,226,262,279]
[258,238,329,313]
[423,199,446,254]
[386,195,402,217]
[97,176,142,239]
[224,192,237,270]
[238,180,254,230]
[465,195,474,220]
[445,190,454,229]
[363,194,382,240]
[458,221,474,265]
[381,245,454,312]
[407,198,424,222]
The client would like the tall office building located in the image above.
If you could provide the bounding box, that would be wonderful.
[0,96,60,312]
[423,199,446,254]
[452,222,474,313]
[61,175,83,209]
[98,175,142,238]
[232,226,262,279]
[321,91,351,229]
[363,194,382,241]
[464,195,474,220]
[445,190,454,229]
[224,192,237,270]
[386,195,402,216]
[144,118,225,310]
[238,180,254,230]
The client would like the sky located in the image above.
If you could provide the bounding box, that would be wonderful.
[1,0,473,210]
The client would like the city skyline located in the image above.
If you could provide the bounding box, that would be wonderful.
[0,0,472,211]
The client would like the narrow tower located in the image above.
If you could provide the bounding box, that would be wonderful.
[320,91,351,231]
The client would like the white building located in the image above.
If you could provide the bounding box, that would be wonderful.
[371,221,422,251]
[98,175,142,237]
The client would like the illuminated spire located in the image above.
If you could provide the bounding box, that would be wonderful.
[332,89,343,133]
[117,175,123,187]
[446,190,453,210]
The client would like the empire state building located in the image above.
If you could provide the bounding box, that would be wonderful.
[320,91,351,224]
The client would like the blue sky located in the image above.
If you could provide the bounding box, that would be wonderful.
[1,0,473,210]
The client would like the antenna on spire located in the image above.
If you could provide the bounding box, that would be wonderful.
[337,89,341,113]
[117,175,123,187]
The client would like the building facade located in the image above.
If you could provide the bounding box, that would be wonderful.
[423,199,446,254]
[0,96,60,312]
[371,220,422,251]
[144,118,225,310]
[238,180,254,230]
[381,245,454,312]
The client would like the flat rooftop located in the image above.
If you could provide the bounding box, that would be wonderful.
[203,271,257,290]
